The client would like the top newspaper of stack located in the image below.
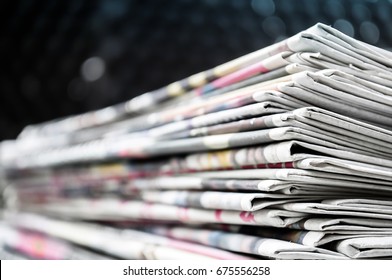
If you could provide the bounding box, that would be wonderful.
[1,23,392,170]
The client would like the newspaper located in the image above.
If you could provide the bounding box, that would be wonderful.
[334,237,392,259]
[147,224,392,258]
[125,177,392,196]
[12,174,391,203]
[216,225,392,251]
[279,200,392,220]
[19,199,308,228]
[6,213,253,260]
[0,222,112,260]
[146,226,346,260]
[287,217,392,231]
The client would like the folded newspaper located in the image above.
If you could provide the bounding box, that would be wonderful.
[1,23,392,259]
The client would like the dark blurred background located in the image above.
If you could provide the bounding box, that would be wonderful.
[1,0,392,140]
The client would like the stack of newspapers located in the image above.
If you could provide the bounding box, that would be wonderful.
[1,23,392,259]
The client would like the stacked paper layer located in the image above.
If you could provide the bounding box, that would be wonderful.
[1,23,392,259]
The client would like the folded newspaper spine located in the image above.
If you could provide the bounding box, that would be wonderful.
[1,23,392,259]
